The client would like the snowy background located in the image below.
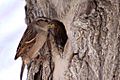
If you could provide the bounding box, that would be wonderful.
[0,0,27,80]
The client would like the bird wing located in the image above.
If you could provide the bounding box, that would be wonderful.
[14,24,48,60]
[14,26,37,60]
[27,31,48,59]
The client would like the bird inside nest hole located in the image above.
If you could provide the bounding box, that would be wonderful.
[34,19,69,62]
[48,19,68,51]
[14,17,68,80]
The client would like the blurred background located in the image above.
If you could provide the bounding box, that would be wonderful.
[0,0,27,80]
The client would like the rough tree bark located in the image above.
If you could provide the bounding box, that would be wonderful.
[24,0,120,80]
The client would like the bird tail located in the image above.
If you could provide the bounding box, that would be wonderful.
[20,61,25,80]
[14,53,19,60]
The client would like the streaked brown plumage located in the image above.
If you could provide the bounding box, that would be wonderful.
[14,17,51,80]
[14,17,68,80]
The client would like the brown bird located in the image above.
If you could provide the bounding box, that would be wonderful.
[14,17,51,80]
[48,20,68,51]
[14,17,68,80]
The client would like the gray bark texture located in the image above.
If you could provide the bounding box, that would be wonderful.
[24,0,120,80]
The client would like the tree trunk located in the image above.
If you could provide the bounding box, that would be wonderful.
[24,0,120,80]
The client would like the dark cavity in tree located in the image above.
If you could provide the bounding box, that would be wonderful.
[49,20,68,49]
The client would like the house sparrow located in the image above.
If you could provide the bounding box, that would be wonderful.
[14,17,51,80]
[14,17,68,80]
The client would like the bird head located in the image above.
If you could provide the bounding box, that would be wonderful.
[33,17,51,32]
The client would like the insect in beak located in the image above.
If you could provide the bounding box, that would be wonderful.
[48,24,55,29]
[47,24,55,37]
